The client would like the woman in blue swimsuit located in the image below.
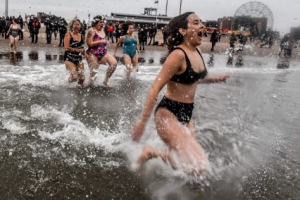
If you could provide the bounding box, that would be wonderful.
[131,12,229,175]
[113,21,140,78]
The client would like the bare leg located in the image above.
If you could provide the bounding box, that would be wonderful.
[77,61,85,86]
[132,54,139,72]
[65,61,79,82]
[9,36,14,51]
[100,54,117,88]
[123,54,133,79]
[151,108,209,175]
[13,36,19,52]
[86,54,99,84]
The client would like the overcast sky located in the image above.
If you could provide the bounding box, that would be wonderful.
[3,0,300,34]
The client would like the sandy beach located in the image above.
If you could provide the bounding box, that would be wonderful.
[1,27,299,59]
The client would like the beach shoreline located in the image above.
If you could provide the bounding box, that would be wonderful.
[1,27,299,59]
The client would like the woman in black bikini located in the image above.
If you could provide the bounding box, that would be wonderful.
[6,18,21,52]
[131,12,229,175]
[64,19,86,86]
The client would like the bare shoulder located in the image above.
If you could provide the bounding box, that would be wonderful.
[166,48,185,63]
[86,28,94,38]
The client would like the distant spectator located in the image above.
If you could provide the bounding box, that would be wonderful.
[44,18,52,44]
[148,24,157,45]
[31,17,40,44]
[80,20,87,39]
[229,33,237,49]
[0,17,5,37]
[162,25,168,45]
[107,22,114,43]
[210,29,218,52]
[114,22,122,44]
[4,16,11,39]
[138,25,147,50]
[17,15,23,40]
[58,18,67,47]
[52,20,58,40]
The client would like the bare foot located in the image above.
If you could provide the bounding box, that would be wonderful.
[137,145,159,166]
[103,81,113,88]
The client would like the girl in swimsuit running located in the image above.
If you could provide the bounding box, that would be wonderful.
[113,21,140,78]
[131,12,229,175]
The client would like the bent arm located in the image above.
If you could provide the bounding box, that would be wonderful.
[86,29,105,47]
[113,36,125,56]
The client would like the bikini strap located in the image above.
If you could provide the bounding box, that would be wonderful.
[173,47,191,67]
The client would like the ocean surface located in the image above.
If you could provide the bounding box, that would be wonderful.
[0,50,299,199]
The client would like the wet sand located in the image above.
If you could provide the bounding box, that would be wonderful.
[1,27,299,59]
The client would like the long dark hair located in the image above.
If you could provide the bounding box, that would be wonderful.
[165,12,194,52]
[91,15,102,27]
[121,21,134,36]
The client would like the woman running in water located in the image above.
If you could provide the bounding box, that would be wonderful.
[131,12,229,175]
[6,18,21,53]
[63,19,86,87]
[86,16,117,88]
[113,21,140,78]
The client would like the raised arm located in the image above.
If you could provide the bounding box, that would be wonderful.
[85,28,108,47]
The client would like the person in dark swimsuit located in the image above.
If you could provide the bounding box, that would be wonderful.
[131,12,229,175]
[86,15,117,88]
[64,19,86,86]
[113,21,140,78]
[6,18,21,52]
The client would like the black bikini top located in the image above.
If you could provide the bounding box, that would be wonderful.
[170,47,207,84]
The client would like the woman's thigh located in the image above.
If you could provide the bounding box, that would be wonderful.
[154,108,194,148]
[9,36,15,44]
[100,54,117,66]
[123,54,132,67]
[131,54,138,67]
[65,61,77,72]
[86,54,99,68]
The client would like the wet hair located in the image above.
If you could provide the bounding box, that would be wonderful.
[165,12,195,52]
[121,21,134,35]
[68,18,82,31]
[91,15,103,27]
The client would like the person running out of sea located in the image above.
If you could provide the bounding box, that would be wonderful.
[64,19,86,87]
[6,18,21,53]
[131,12,229,175]
[113,21,140,78]
[85,15,117,88]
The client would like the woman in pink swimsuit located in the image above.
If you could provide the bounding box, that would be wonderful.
[86,15,117,88]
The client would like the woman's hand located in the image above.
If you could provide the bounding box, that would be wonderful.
[215,74,230,82]
[79,48,85,55]
[131,120,147,142]
[100,39,109,44]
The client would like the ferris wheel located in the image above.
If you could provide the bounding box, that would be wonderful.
[234,1,274,30]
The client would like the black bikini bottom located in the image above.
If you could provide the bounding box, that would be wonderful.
[155,96,194,124]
